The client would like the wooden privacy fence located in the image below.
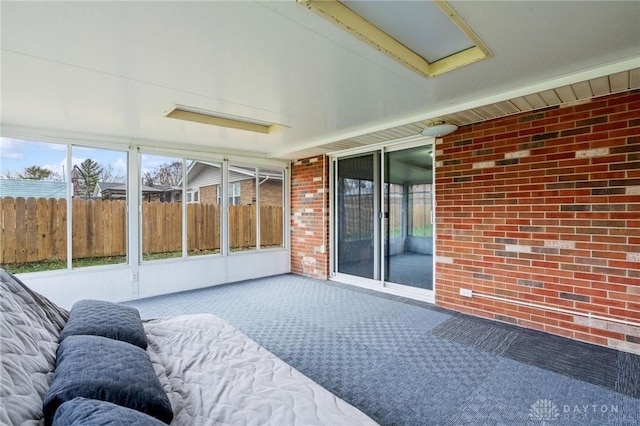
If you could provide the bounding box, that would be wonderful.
[141,203,283,254]
[0,197,69,264]
[0,197,284,264]
[341,196,432,239]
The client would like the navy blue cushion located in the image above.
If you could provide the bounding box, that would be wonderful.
[59,299,147,349]
[53,397,165,425]
[43,335,173,425]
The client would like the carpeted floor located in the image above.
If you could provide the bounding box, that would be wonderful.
[125,274,640,425]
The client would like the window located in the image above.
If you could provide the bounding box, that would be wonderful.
[140,154,182,261]
[0,138,68,272]
[259,168,284,249]
[1,139,287,271]
[0,138,128,272]
[228,165,256,252]
[186,190,199,203]
[219,183,241,205]
[227,165,285,252]
[228,182,241,205]
[186,160,221,257]
[71,146,128,268]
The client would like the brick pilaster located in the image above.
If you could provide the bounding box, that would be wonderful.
[290,156,330,279]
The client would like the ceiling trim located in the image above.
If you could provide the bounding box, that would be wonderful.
[430,0,492,76]
[269,57,640,159]
[297,0,491,78]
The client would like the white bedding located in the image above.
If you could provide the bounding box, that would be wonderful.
[144,314,377,426]
[1,269,377,425]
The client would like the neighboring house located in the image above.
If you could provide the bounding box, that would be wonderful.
[0,179,66,199]
[94,182,181,202]
[93,182,126,199]
[182,161,283,206]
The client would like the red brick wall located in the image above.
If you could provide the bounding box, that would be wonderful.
[240,179,255,205]
[435,90,640,353]
[290,156,330,279]
[199,184,216,204]
[260,179,284,206]
[239,178,283,206]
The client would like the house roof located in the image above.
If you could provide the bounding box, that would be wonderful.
[0,179,66,199]
[1,1,638,160]
[95,182,170,194]
[181,161,284,186]
[95,182,126,193]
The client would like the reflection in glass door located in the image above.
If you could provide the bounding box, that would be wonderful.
[336,154,378,280]
[384,146,434,290]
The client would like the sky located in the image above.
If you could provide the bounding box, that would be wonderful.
[0,137,175,181]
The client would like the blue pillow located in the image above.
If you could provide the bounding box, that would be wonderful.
[53,397,166,425]
[43,335,173,425]
[59,299,148,349]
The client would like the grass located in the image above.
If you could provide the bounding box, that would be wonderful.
[410,226,433,236]
[2,256,127,274]
[2,250,226,273]
[2,244,280,274]
[142,251,182,261]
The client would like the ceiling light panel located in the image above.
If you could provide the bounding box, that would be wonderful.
[298,0,491,78]
[164,106,288,134]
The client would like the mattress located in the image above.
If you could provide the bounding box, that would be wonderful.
[1,268,376,425]
[144,314,377,426]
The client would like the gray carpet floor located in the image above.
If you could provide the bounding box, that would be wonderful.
[125,274,640,425]
[339,253,434,290]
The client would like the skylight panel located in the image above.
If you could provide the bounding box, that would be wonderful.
[298,0,491,78]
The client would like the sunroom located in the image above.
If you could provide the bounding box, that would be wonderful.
[2,0,639,352]
[1,1,639,424]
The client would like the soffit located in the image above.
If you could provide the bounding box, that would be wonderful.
[283,68,640,160]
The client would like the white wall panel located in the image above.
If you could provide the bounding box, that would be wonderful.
[17,249,289,309]
[20,267,133,310]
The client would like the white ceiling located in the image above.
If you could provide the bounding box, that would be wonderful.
[1,1,639,161]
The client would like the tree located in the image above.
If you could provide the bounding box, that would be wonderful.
[99,164,126,184]
[73,158,102,198]
[17,165,60,181]
[142,161,182,187]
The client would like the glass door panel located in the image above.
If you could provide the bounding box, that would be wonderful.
[384,146,434,290]
[336,154,377,279]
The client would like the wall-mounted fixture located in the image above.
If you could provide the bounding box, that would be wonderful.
[421,122,458,137]
[164,105,288,134]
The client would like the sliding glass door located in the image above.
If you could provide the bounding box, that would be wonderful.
[333,141,435,299]
[336,153,379,280]
[384,145,434,291]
